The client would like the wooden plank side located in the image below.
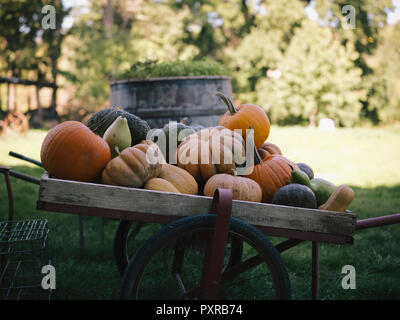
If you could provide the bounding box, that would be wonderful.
[38,174,356,237]
[36,201,354,245]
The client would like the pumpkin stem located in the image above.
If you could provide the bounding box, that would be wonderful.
[180,117,188,125]
[248,125,263,165]
[254,144,263,165]
[216,92,237,115]
[288,164,294,171]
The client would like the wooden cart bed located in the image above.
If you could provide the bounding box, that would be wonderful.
[37,173,357,245]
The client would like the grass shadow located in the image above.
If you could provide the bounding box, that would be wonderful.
[280,184,400,300]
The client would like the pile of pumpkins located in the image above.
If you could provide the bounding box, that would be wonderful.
[40,93,354,212]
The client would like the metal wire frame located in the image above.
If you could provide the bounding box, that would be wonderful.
[1,167,52,300]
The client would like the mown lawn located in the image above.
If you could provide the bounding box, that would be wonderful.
[0,125,399,300]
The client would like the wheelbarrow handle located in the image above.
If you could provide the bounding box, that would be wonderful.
[9,169,41,185]
[1,165,41,185]
[356,213,400,230]
[9,151,43,168]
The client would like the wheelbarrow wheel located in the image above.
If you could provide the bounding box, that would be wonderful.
[114,219,243,277]
[120,214,291,300]
[113,220,153,277]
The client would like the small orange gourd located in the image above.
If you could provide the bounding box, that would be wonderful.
[204,174,262,202]
[144,163,198,195]
[318,185,354,212]
[258,142,282,159]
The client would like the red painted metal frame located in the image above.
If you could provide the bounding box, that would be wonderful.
[200,188,233,299]
[0,166,14,222]
[0,166,14,274]
[356,214,400,230]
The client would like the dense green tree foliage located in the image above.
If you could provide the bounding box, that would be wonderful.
[256,20,365,126]
[0,0,399,126]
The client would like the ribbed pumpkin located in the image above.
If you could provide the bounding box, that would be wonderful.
[258,142,282,159]
[102,143,162,188]
[245,147,299,203]
[144,178,180,194]
[40,121,111,182]
[144,163,198,195]
[177,126,245,182]
[139,139,167,164]
[204,174,262,202]
[150,118,204,163]
[217,92,270,149]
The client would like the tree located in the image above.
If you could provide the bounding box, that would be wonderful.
[64,0,197,114]
[226,0,307,102]
[309,0,396,124]
[0,0,44,110]
[0,0,69,123]
[257,20,365,127]
[311,0,393,72]
[40,0,70,121]
[363,24,400,124]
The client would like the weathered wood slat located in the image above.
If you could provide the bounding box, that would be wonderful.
[37,173,357,242]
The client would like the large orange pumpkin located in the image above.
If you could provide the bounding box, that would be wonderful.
[245,147,299,203]
[177,126,245,182]
[217,92,270,149]
[41,121,111,182]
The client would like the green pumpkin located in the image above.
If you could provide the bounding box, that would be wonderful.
[296,162,314,180]
[310,178,336,206]
[86,107,150,146]
[272,183,317,209]
[150,118,203,163]
[291,169,335,206]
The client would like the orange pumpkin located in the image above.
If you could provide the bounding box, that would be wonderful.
[245,146,299,203]
[102,143,162,188]
[41,121,111,182]
[217,92,270,149]
[258,142,282,159]
[204,173,262,202]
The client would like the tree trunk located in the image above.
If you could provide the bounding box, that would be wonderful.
[309,109,317,128]
[27,88,31,111]
[7,70,16,111]
[103,0,113,38]
[49,49,59,120]
[50,86,59,120]
[31,85,44,127]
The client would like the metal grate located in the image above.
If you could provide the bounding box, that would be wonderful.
[0,219,51,300]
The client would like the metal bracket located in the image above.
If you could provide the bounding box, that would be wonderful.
[200,188,233,300]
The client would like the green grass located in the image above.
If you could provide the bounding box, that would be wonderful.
[0,126,399,300]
